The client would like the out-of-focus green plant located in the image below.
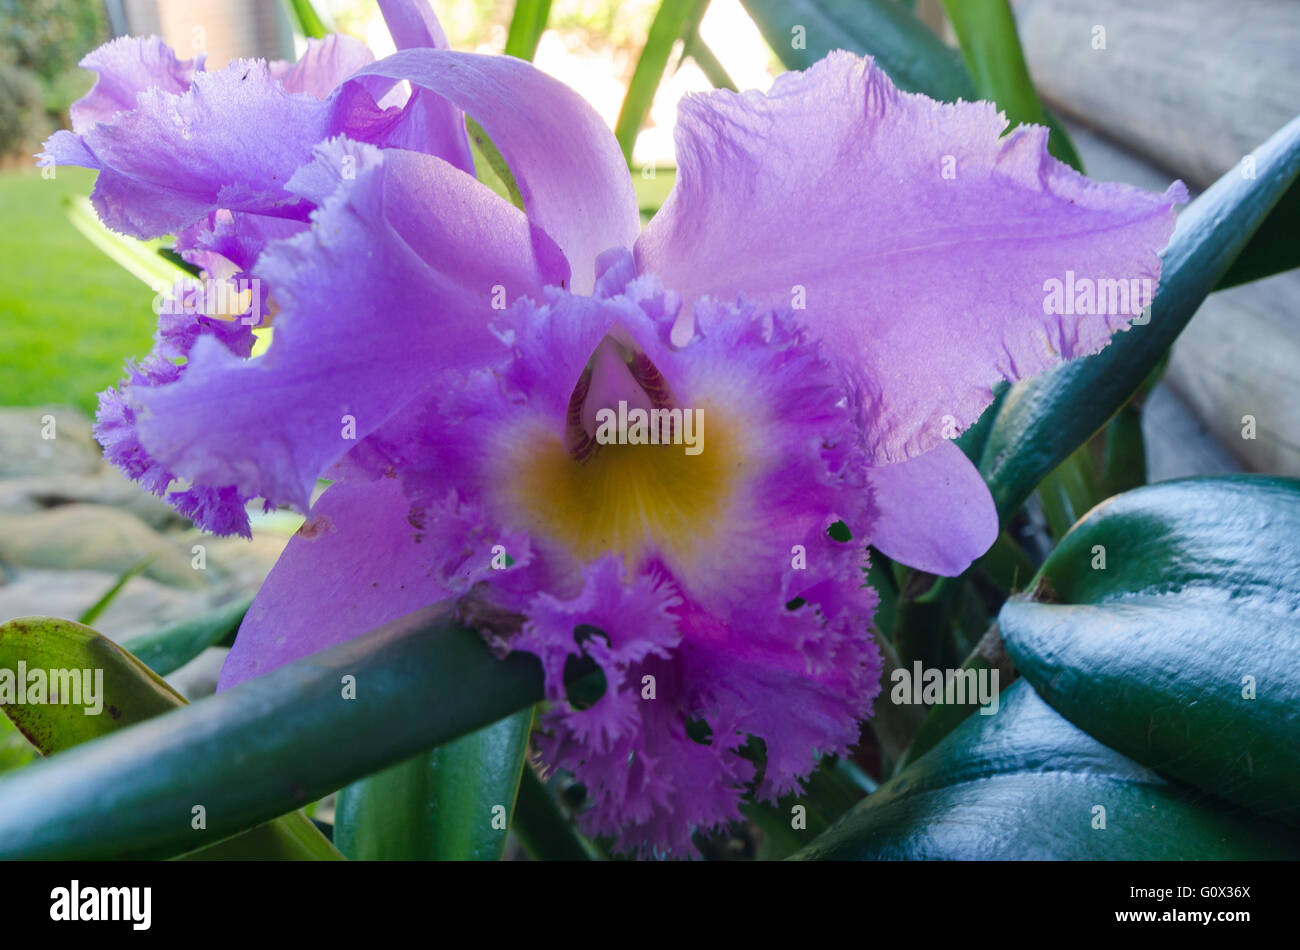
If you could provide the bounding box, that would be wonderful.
[0,0,105,81]
[0,53,47,154]
[0,0,106,136]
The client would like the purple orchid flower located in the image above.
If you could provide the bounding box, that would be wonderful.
[44,1,1184,857]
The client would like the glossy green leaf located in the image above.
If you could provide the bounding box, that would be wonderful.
[335,706,534,860]
[794,681,1300,859]
[741,0,974,100]
[0,606,594,859]
[979,112,1300,522]
[504,0,552,61]
[614,0,697,164]
[1000,475,1300,829]
[940,0,1081,170]
[120,596,251,676]
[0,616,339,860]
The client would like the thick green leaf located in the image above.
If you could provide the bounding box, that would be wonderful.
[1034,443,1101,541]
[979,112,1300,522]
[466,117,525,210]
[335,707,534,860]
[794,680,1300,859]
[1099,403,1146,498]
[0,606,593,859]
[684,35,736,92]
[740,0,974,100]
[614,0,697,163]
[504,0,552,61]
[673,0,737,92]
[179,815,339,860]
[65,196,186,289]
[1216,177,1300,289]
[513,765,600,861]
[940,0,1081,170]
[1000,475,1300,829]
[0,715,37,775]
[896,622,1012,771]
[954,380,1007,465]
[120,596,251,676]
[741,755,871,860]
[0,616,339,859]
[285,0,328,39]
[972,530,1035,596]
[1,616,184,750]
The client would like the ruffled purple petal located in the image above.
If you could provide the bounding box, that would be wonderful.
[45,58,333,238]
[282,135,385,205]
[96,284,258,538]
[636,51,1185,464]
[132,145,569,513]
[346,49,639,291]
[175,208,306,275]
[41,129,96,168]
[69,35,203,134]
[671,584,879,802]
[274,34,374,100]
[515,556,681,754]
[866,440,998,576]
[515,557,752,858]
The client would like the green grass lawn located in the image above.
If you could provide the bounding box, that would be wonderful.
[0,167,158,415]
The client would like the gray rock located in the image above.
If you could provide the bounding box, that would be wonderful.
[1142,383,1243,483]
[0,468,183,530]
[189,531,289,593]
[0,568,212,640]
[0,406,101,477]
[0,504,207,590]
[163,646,231,701]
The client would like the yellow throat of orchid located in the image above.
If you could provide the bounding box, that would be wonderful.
[506,336,743,569]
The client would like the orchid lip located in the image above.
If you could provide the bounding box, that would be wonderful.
[566,329,678,460]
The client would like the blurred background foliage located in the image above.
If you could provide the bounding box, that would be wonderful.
[0,0,106,152]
